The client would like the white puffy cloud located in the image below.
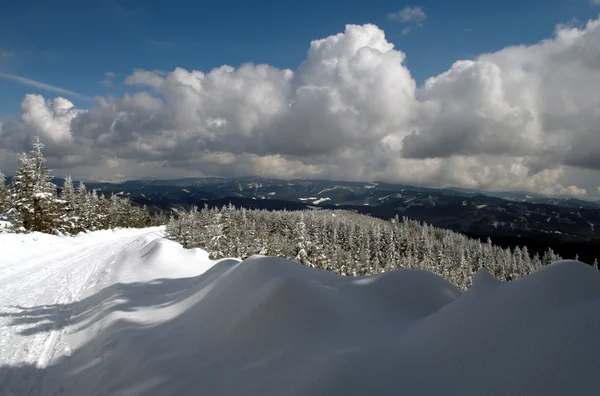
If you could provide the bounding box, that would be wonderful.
[404,18,600,175]
[1,21,600,196]
[21,95,78,143]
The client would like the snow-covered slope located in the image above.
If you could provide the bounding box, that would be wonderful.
[1,229,599,395]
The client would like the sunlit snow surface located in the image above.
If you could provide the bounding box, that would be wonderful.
[1,227,599,395]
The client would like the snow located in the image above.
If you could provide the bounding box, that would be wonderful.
[0,220,10,233]
[1,230,600,395]
[312,197,330,205]
[315,186,353,195]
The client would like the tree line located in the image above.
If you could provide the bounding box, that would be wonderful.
[0,137,154,234]
[164,204,582,290]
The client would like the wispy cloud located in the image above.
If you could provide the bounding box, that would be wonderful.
[388,6,427,36]
[0,71,93,101]
[591,0,600,5]
[100,71,116,87]
[0,51,15,57]
[145,38,173,48]
[388,6,427,24]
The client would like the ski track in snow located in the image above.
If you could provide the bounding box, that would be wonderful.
[0,228,161,396]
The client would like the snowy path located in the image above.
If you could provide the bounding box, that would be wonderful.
[0,228,163,396]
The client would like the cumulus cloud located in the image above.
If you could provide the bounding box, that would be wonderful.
[1,21,600,196]
[404,17,600,174]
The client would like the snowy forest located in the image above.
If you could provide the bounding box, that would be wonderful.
[0,137,153,234]
[164,204,588,290]
[1,138,593,290]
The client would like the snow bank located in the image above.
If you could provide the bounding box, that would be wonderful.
[36,246,600,395]
[112,234,228,282]
[0,227,164,280]
[0,220,10,233]
[2,228,599,395]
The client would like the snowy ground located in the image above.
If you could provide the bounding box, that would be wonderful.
[0,227,599,395]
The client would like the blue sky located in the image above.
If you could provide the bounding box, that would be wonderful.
[0,0,598,115]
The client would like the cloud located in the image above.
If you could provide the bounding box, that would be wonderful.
[2,21,600,196]
[145,38,173,48]
[0,72,93,101]
[388,6,427,36]
[100,71,116,87]
[591,0,600,5]
[388,6,427,24]
[404,17,600,174]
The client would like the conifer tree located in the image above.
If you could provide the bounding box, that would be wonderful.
[58,175,77,233]
[61,175,76,204]
[75,181,89,230]
[8,137,60,233]
[32,137,60,232]
[8,153,36,231]
[0,171,7,214]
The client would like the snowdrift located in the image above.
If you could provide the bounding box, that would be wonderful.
[2,231,599,395]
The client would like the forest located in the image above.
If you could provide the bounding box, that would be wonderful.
[164,204,580,290]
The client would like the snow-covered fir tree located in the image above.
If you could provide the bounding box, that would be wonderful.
[0,171,7,214]
[57,174,78,234]
[7,137,61,233]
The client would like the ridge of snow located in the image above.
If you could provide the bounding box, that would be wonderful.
[1,230,599,395]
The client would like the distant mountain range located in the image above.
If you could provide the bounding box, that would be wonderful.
[62,177,600,247]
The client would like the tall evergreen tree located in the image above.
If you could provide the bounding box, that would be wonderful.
[58,175,77,234]
[30,136,59,232]
[7,153,36,231]
[8,137,59,233]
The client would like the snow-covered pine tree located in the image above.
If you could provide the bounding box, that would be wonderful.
[75,181,89,230]
[8,138,60,233]
[8,153,36,232]
[57,174,78,234]
[293,213,312,267]
[29,136,60,233]
[87,189,101,231]
[0,170,7,214]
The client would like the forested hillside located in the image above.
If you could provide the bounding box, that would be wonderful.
[164,205,590,290]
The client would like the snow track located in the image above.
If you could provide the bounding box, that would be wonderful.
[0,228,163,396]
